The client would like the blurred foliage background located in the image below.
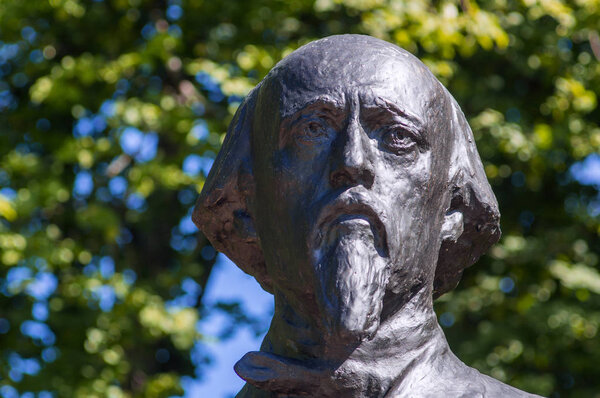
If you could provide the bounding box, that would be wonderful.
[0,0,599,397]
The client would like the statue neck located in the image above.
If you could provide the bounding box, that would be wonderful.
[235,287,456,397]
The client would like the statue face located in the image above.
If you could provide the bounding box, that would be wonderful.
[250,40,456,342]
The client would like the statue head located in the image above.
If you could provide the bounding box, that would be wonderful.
[193,34,500,341]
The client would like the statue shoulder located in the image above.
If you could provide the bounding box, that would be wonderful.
[387,360,544,398]
[475,371,544,398]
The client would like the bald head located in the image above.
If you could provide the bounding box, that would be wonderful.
[264,35,442,119]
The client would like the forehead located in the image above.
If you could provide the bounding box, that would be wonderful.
[265,35,444,120]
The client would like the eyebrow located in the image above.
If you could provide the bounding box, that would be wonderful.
[281,95,344,119]
[367,96,426,134]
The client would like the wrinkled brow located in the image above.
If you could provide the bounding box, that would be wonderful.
[363,97,425,133]
[283,96,345,120]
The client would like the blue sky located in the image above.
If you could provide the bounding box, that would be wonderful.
[188,255,273,397]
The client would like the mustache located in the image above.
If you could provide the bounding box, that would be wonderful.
[310,189,389,257]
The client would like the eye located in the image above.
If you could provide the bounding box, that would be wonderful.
[305,121,325,137]
[382,129,417,154]
[296,118,331,143]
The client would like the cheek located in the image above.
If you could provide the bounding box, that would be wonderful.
[271,147,330,200]
[376,152,433,252]
[377,151,431,199]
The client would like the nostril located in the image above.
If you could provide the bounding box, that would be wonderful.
[330,169,352,189]
[329,167,374,189]
[360,169,375,189]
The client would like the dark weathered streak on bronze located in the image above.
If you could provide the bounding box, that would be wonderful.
[193,35,541,397]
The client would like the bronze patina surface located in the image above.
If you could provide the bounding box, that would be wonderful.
[193,35,540,397]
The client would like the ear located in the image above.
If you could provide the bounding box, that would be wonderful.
[192,84,272,293]
[433,92,501,299]
[439,211,463,243]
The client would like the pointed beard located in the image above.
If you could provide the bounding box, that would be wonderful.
[314,225,391,342]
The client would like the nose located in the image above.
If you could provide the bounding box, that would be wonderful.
[329,117,375,189]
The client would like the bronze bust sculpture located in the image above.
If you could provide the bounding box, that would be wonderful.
[193,35,540,397]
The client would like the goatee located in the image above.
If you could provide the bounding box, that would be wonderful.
[314,224,391,342]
